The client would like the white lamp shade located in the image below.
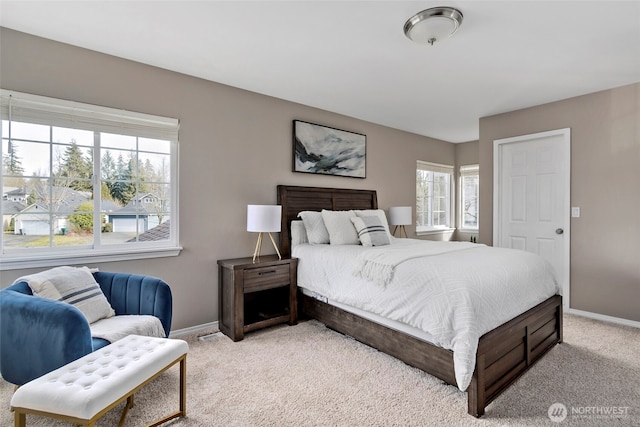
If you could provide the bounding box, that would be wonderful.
[389,206,412,226]
[247,205,281,232]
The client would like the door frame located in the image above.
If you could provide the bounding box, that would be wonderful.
[493,128,571,309]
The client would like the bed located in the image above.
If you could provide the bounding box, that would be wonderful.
[277,185,562,417]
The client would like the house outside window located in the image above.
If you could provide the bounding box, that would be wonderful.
[460,164,479,230]
[1,90,180,269]
[416,161,454,234]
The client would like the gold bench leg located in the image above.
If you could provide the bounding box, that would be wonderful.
[118,395,135,427]
[14,411,26,427]
[180,356,187,416]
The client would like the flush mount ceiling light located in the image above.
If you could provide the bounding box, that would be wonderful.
[404,6,464,46]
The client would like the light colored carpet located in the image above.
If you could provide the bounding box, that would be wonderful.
[1,314,639,426]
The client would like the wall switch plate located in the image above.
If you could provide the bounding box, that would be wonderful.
[571,207,581,218]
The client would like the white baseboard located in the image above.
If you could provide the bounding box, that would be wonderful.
[566,308,640,329]
[169,321,219,338]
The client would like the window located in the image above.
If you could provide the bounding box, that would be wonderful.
[1,90,180,269]
[416,161,454,233]
[460,165,479,230]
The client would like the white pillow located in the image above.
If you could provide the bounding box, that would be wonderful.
[351,216,391,247]
[19,266,115,324]
[298,211,329,244]
[354,209,393,241]
[321,209,359,245]
[290,220,309,247]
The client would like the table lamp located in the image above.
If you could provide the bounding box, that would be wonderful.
[247,205,282,263]
[389,206,412,238]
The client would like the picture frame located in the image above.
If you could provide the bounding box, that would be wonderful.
[293,120,366,178]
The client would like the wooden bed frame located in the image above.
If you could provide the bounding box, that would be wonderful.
[277,185,563,417]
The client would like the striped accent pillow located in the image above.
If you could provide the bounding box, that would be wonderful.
[22,266,115,324]
[351,216,391,247]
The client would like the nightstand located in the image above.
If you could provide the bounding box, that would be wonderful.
[217,255,298,341]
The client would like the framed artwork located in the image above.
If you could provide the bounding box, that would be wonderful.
[293,120,366,178]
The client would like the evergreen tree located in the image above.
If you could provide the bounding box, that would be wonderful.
[2,140,26,187]
[101,150,117,201]
[100,181,115,202]
[57,141,92,192]
[110,153,135,205]
[138,158,155,194]
[2,141,24,174]
[101,150,116,182]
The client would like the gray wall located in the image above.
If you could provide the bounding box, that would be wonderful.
[479,83,640,322]
[0,28,455,330]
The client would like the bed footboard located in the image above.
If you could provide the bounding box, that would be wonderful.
[469,295,563,417]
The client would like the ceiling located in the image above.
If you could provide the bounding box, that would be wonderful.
[1,1,639,143]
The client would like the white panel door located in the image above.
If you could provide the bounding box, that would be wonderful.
[493,129,570,307]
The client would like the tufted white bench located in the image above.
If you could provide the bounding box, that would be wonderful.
[10,335,189,427]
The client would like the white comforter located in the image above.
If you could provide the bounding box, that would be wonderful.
[293,238,559,391]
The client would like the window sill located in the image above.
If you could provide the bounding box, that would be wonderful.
[416,227,456,236]
[0,246,183,271]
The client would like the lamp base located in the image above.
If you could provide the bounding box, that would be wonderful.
[252,232,282,263]
[393,225,408,238]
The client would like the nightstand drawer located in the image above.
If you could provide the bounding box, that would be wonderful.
[243,264,290,291]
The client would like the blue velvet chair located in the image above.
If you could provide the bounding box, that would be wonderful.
[0,271,172,386]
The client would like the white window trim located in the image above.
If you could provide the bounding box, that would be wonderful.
[416,161,455,234]
[0,90,179,140]
[458,164,479,231]
[0,246,182,271]
[0,89,181,270]
[416,227,456,237]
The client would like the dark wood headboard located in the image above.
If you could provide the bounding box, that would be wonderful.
[277,185,378,256]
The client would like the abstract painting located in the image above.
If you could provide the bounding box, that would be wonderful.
[293,120,366,178]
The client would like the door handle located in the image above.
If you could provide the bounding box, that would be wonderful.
[555,228,564,235]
